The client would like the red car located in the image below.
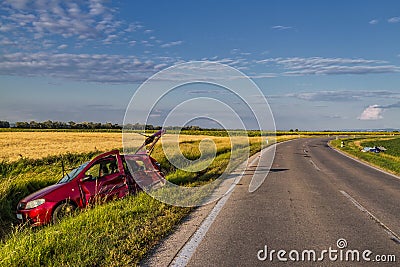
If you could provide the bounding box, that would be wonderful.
[16,130,166,226]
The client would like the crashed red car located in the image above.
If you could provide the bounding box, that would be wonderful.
[16,130,166,226]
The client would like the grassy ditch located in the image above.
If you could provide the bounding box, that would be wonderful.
[0,134,280,266]
[330,136,400,176]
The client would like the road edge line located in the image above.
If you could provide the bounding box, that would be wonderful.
[340,190,400,244]
[169,140,294,266]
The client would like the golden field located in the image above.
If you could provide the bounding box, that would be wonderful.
[0,132,123,161]
[0,131,280,162]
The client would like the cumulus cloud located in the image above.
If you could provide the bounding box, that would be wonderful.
[358,105,384,120]
[358,101,400,120]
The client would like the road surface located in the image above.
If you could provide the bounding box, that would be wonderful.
[178,138,400,266]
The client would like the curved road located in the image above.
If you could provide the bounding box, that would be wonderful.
[181,138,400,266]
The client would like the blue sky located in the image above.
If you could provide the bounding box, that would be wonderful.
[1,0,400,130]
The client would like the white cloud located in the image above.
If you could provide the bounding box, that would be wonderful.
[160,40,183,48]
[4,0,29,9]
[287,90,400,102]
[358,105,384,120]
[369,19,379,25]
[255,57,400,75]
[0,0,157,52]
[89,0,107,16]
[388,17,400,23]
[358,102,400,120]
[0,52,169,83]
[103,34,118,44]
[271,25,292,30]
[57,44,68,50]
[0,37,14,46]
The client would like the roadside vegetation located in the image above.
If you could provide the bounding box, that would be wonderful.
[2,130,397,266]
[0,131,290,266]
[330,136,400,176]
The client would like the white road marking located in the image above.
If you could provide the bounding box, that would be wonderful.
[309,159,321,171]
[340,190,400,244]
[169,185,233,267]
[170,141,288,266]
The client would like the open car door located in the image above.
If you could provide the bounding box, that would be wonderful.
[79,151,129,206]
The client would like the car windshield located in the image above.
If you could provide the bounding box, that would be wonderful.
[58,162,89,184]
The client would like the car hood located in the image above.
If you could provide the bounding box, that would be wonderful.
[20,183,64,203]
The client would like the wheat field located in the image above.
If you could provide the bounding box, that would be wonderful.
[0,131,272,162]
[0,132,123,161]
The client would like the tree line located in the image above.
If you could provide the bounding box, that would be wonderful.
[0,120,122,129]
[0,120,205,131]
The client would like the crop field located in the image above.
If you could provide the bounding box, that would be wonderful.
[331,136,400,176]
[0,131,279,161]
[361,137,400,157]
[0,130,293,266]
[0,131,123,161]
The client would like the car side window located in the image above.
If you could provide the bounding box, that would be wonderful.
[85,156,119,179]
[85,163,101,179]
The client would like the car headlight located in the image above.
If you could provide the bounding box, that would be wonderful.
[25,199,45,209]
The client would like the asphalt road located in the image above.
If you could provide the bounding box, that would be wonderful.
[183,138,400,266]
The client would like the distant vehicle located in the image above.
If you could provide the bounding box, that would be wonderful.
[16,130,166,226]
[362,146,387,153]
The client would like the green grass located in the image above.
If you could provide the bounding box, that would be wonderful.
[330,137,400,176]
[361,137,400,157]
[0,134,267,266]
[0,193,190,266]
[0,152,101,238]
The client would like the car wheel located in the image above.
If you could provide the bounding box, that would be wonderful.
[52,202,76,224]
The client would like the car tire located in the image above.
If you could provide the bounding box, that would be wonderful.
[52,202,76,224]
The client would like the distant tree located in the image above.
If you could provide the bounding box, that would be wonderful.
[29,121,40,128]
[68,121,76,128]
[15,121,30,128]
[102,122,110,128]
[145,124,154,130]
[289,129,294,132]
[42,120,54,129]
[0,121,10,128]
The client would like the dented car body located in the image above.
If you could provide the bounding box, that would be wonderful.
[16,130,166,226]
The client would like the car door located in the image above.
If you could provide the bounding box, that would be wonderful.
[96,155,128,199]
[80,155,128,205]
[80,161,102,205]
[125,155,164,190]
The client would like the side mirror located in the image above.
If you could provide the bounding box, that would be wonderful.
[81,175,92,182]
